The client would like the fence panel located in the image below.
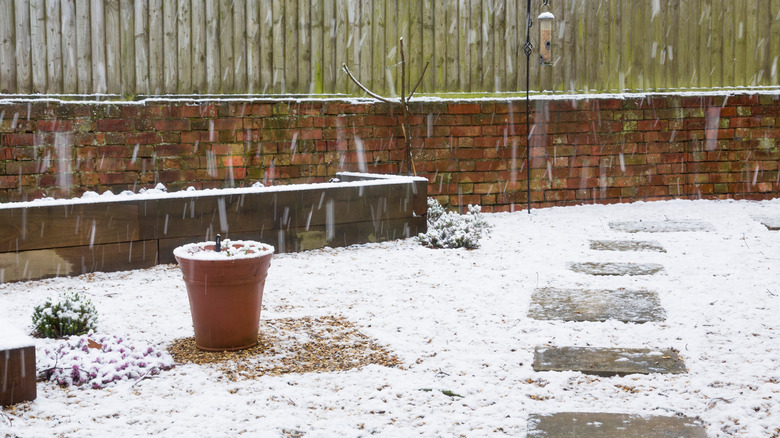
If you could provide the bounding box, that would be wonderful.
[0,0,778,96]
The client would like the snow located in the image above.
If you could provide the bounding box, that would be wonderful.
[0,174,422,209]
[173,240,274,261]
[1,89,777,108]
[0,320,34,350]
[1,199,779,437]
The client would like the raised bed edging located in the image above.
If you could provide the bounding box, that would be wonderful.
[0,172,427,283]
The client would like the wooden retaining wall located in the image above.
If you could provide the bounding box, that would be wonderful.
[0,172,428,283]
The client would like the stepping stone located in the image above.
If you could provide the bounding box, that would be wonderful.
[609,220,715,233]
[589,240,666,253]
[753,216,780,230]
[527,412,708,438]
[568,262,664,276]
[528,288,665,323]
[533,346,687,376]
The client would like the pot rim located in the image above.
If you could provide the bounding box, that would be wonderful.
[173,240,275,261]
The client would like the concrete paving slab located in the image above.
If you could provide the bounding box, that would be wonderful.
[528,288,665,323]
[609,220,715,233]
[527,412,708,437]
[533,346,687,376]
[753,216,780,230]
[589,240,666,253]
[568,262,665,276]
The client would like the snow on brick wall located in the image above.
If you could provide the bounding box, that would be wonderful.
[0,93,778,211]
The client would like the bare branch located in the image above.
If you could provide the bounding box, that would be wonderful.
[341,64,394,104]
[407,61,430,101]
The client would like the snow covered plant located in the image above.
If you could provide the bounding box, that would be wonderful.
[38,335,175,389]
[31,291,98,338]
[220,238,260,257]
[417,198,492,249]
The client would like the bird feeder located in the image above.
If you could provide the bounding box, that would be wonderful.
[538,8,554,64]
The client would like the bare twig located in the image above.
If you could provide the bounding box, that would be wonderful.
[341,64,393,104]
[408,61,431,101]
[341,36,428,176]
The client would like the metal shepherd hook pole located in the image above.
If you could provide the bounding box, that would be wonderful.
[523,0,533,214]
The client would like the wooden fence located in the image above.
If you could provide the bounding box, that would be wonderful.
[0,0,778,97]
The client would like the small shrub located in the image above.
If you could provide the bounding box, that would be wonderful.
[32,291,98,338]
[417,198,492,249]
[38,335,175,389]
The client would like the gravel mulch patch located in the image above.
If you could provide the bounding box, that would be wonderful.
[168,315,403,381]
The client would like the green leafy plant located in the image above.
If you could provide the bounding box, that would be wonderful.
[31,291,98,338]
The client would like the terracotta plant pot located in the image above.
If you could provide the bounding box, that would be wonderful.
[174,239,274,351]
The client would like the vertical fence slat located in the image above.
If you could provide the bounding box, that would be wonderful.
[30,0,46,93]
[89,0,105,93]
[734,0,746,87]
[320,0,333,93]
[385,0,398,96]
[299,0,311,94]
[190,0,206,93]
[45,0,62,93]
[371,0,384,94]
[246,0,259,93]
[218,0,233,93]
[118,0,134,94]
[0,0,16,93]
[148,0,163,95]
[176,0,191,93]
[335,0,347,94]
[771,0,780,85]
[676,0,689,90]
[420,1,432,93]
[61,0,77,93]
[494,0,505,92]
[271,0,284,93]
[284,0,297,93]
[444,0,457,92]
[595,0,608,92]
[406,0,421,95]
[232,0,246,93]
[745,0,758,86]
[687,0,700,87]
[204,0,218,93]
[698,0,711,89]
[433,0,446,93]
[162,0,177,94]
[310,0,322,94]
[260,1,273,94]
[75,0,91,93]
[457,0,467,91]
[359,0,372,93]
[481,0,491,92]
[503,0,516,91]
[14,0,31,93]
[756,0,771,86]
[134,0,148,94]
[104,0,120,93]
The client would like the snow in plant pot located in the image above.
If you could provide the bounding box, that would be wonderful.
[173,235,275,352]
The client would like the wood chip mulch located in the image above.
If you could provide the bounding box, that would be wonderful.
[167,315,403,381]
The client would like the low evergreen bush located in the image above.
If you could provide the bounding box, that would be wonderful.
[417,198,492,249]
[31,291,98,338]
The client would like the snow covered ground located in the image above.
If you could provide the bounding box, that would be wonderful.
[1,199,779,437]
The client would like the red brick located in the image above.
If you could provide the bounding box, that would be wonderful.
[448,103,481,114]
[153,119,191,131]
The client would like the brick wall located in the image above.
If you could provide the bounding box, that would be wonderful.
[1,93,778,211]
